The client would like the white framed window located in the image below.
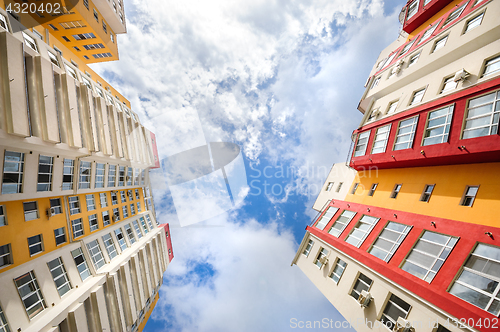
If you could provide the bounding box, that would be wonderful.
[329,258,347,284]
[145,214,154,229]
[420,20,441,42]
[102,210,110,226]
[135,189,140,200]
[314,248,328,268]
[345,215,380,248]
[22,32,38,52]
[2,151,25,194]
[112,208,120,222]
[50,198,62,215]
[79,161,91,189]
[0,303,10,332]
[482,55,500,77]
[432,35,448,53]
[93,9,99,22]
[133,220,144,239]
[28,234,43,256]
[371,124,391,154]
[72,218,84,238]
[130,204,136,215]
[381,52,398,70]
[71,248,91,281]
[460,185,479,206]
[102,233,118,260]
[108,165,116,187]
[350,273,373,300]
[423,105,454,146]
[102,20,107,33]
[122,205,128,218]
[464,12,484,33]
[124,224,136,245]
[68,196,80,215]
[394,116,418,150]
[326,182,334,192]
[398,39,416,57]
[336,182,343,192]
[463,90,499,139]
[406,0,419,21]
[89,214,98,232]
[100,193,108,207]
[449,243,500,315]
[441,76,458,93]
[65,64,77,79]
[328,210,356,237]
[354,131,371,157]
[401,231,458,282]
[48,51,60,67]
[0,205,6,227]
[127,167,133,185]
[315,206,339,230]
[111,191,118,205]
[15,271,46,319]
[140,217,149,233]
[369,222,411,262]
[420,184,435,202]
[0,13,8,31]
[62,159,74,190]
[135,168,140,185]
[114,228,128,251]
[367,108,380,122]
[407,52,420,68]
[0,244,13,268]
[95,163,105,188]
[110,32,115,43]
[137,202,141,213]
[47,257,72,297]
[127,189,133,200]
[380,294,412,330]
[37,155,53,191]
[371,77,381,89]
[423,0,432,5]
[24,201,39,221]
[86,194,96,211]
[54,227,66,246]
[390,184,403,198]
[410,87,426,105]
[443,1,470,26]
[118,166,126,186]
[303,239,314,256]
[368,183,378,196]
[87,240,105,270]
[350,183,359,195]
[387,100,398,114]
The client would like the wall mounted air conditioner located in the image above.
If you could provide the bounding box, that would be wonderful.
[358,290,372,308]
[394,317,414,332]
[453,69,470,82]
[46,207,56,218]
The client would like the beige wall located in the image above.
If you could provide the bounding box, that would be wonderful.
[313,163,357,212]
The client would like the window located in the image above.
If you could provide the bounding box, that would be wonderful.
[65,65,77,79]
[401,231,458,282]
[48,51,60,67]
[135,168,141,185]
[326,182,334,191]
[102,233,118,260]
[95,163,105,188]
[420,21,440,42]
[135,189,140,200]
[92,52,113,59]
[354,131,370,157]
[140,217,149,233]
[398,39,415,57]
[100,193,108,208]
[87,240,105,270]
[420,184,435,202]
[314,248,328,268]
[350,183,359,195]
[102,210,111,226]
[83,43,105,50]
[0,13,8,31]
[0,303,10,332]
[93,9,99,22]
[336,182,343,192]
[369,222,411,262]
[47,257,72,297]
[449,243,500,315]
[28,234,43,256]
[108,165,116,187]
[50,198,62,215]
[119,166,125,186]
[113,208,120,221]
[463,90,499,139]
[127,167,133,185]
[380,294,412,329]
[460,185,479,206]
[432,35,448,53]
[0,244,13,268]
[441,76,458,93]
[89,214,98,232]
[371,77,380,89]
[406,0,419,21]
[24,201,39,221]
[367,108,379,122]
[68,196,80,215]
[443,1,469,26]
[102,20,107,33]
[0,205,6,227]
[15,271,46,319]
[71,248,91,281]
[79,161,91,189]
[464,12,484,33]
[390,184,402,198]
[423,105,454,146]
[54,227,66,245]
[394,116,418,150]
[72,218,84,238]
[128,190,133,200]
[133,220,143,239]
[145,214,154,229]
[482,55,500,77]
[368,183,378,196]
[410,87,426,105]
[328,210,356,237]
[350,273,372,300]
[86,194,96,211]
[110,33,115,43]
[62,159,75,190]
[130,204,136,215]
[329,259,347,284]
[83,0,89,9]
[408,52,420,67]
[371,124,391,154]
[124,224,136,245]
[303,240,314,256]
[115,228,128,251]
[111,191,118,205]
[137,202,141,213]
[315,206,339,230]
[37,155,53,191]
[387,101,398,114]
[2,151,25,194]
[22,32,38,52]
[120,191,126,203]
[345,215,380,248]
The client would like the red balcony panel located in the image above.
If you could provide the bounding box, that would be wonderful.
[403,0,454,34]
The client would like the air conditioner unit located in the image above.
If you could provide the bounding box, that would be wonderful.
[394,317,414,332]
[453,69,470,82]
[319,256,328,266]
[46,208,53,218]
[358,290,372,308]
[112,214,117,222]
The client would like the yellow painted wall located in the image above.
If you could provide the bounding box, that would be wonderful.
[345,162,500,227]
[139,292,160,332]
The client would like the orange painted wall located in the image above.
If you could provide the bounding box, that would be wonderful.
[139,292,160,332]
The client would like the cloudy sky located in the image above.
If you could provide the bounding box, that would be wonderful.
[92,0,404,330]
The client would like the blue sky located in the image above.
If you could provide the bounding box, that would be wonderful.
[91,0,405,330]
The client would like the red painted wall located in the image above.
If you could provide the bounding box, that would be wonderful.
[159,223,174,262]
[150,131,161,169]
[403,0,454,34]
[308,199,500,331]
